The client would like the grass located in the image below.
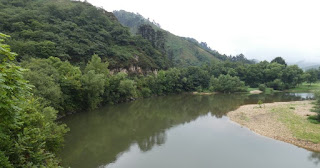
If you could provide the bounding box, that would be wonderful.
[247,88,258,91]
[272,105,320,143]
[247,87,277,94]
[287,82,320,93]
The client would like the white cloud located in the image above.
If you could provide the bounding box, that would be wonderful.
[87,0,320,63]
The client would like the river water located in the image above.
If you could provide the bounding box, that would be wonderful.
[60,92,319,168]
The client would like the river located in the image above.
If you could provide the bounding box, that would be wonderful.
[60,92,319,168]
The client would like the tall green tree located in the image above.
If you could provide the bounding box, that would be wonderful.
[305,69,318,86]
[82,55,109,109]
[271,57,287,66]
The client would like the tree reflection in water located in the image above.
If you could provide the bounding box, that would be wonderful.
[309,152,320,165]
[60,92,313,168]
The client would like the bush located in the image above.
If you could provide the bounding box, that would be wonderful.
[268,79,284,90]
[210,74,247,93]
[258,84,266,92]
[140,87,152,98]
[312,91,320,121]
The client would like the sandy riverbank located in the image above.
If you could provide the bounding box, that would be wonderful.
[227,100,320,152]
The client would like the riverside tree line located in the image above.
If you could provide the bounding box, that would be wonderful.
[21,53,317,116]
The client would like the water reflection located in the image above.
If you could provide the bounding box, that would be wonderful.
[309,152,320,165]
[60,92,315,168]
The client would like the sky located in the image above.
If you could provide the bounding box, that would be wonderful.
[87,0,320,64]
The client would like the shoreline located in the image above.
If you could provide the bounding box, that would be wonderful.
[227,100,320,152]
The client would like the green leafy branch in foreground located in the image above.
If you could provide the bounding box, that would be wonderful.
[0,34,68,167]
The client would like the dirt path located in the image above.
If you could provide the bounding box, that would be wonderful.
[227,100,320,152]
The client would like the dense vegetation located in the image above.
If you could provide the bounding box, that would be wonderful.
[0,0,170,70]
[113,10,255,67]
[0,34,68,167]
[20,53,309,118]
[313,91,320,122]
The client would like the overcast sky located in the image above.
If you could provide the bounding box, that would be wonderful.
[87,0,320,64]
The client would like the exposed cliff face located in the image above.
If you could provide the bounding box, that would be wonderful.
[110,65,158,75]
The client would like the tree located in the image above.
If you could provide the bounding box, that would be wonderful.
[0,33,68,167]
[271,57,287,66]
[313,91,320,121]
[183,66,210,91]
[281,65,304,89]
[305,69,318,86]
[209,74,247,93]
[81,55,110,109]
[22,58,63,111]
[118,79,137,101]
[84,54,110,77]
[22,57,83,114]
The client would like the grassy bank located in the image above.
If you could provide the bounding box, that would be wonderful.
[227,101,320,151]
[247,87,276,94]
[286,82,320,93]
[273,102,320,143]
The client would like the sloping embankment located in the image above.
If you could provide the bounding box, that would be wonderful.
[227,100,320,152]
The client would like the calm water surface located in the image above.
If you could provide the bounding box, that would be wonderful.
[60,92,320,168]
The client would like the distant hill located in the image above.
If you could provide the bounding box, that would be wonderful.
[113,10,254,67]
[0,0,170,70]
[288,60,320,70]
[303,65,320,70]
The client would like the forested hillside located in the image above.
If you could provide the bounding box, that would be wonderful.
[0,0,169,70]
[113,10,254,67]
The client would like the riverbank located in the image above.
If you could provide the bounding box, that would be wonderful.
[286,82,320,93]
[227,100,320,152]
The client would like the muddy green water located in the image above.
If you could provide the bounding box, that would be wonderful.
[60,92,320,168]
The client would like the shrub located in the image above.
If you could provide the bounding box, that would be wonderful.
[312,91,320,121]
[268,79,285,90]
[210,74,247,93]
[140,87,152,98]
[258,84,266,92]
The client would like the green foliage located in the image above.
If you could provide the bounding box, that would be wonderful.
[0,0,169,70]
[307,115,320,124]
[84,54,109,76]
[209,74,247,93]
[0,33,68,167]
[312,91,320,121]
[114,10,249,67]
[183,66,210,91]
[258,100,263,108]
[268,79,285,90]
[22,58,63,110]
[118,79,137,100]
[104,72,128,103]
[81,55,110,109]
[22,57,83,114]
[0,33,17,62]
[271,57,287,66]
[305,69,318,85]
[140,87,152,98]
[281,65,304,89]
[287,82,320,93]
[258,84,266,92]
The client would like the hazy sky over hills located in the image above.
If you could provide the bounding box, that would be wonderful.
[88,0,320,64]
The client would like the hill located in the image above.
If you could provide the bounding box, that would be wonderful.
[113,10,254,67]
[0,0,169,70]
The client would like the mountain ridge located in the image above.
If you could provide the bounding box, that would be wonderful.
[113,10,254,67]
